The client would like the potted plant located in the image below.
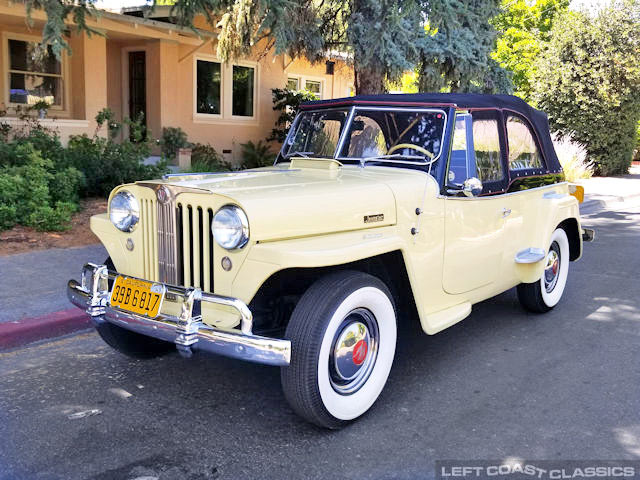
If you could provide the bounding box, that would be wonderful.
[31,100,51,119]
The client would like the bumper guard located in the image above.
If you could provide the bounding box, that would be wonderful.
[67,263,291,366]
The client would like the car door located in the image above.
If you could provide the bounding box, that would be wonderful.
[442,110,510,295]
[497,112,551,283]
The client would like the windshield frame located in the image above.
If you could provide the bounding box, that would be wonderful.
[279,107,351,161]
[277,105,449,169]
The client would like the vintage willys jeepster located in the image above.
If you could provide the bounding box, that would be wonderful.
[68,93,594,428]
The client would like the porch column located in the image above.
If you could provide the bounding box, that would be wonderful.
[84,35,108,135]
[68,32,108,136]
[146,39,179,140]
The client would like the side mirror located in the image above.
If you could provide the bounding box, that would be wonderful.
[462,177,483,197]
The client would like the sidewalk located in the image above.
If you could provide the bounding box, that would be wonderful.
[578,165,640,214]
[0,244,107,348]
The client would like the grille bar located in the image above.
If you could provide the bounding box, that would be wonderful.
[157,201,178,284]
[177,203,215,293]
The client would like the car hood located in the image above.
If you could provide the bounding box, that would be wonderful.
[149,161,400,241]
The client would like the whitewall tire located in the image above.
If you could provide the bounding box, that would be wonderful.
[517,228,570,313]
[281,271,397,429]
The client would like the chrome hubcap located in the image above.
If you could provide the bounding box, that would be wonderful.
[329,308,379,395]
[544,242,561,293]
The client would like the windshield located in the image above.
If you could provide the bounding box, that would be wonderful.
[282,107,447,170]
[283,109,350,159]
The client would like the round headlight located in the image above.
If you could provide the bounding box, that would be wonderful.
[109,190,139,232]
[212,205,249,250]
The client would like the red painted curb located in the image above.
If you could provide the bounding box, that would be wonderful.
[0,308,91,350]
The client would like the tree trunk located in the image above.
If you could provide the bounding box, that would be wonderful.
[354,63,386,95]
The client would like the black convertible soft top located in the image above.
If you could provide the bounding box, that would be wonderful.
[300,93,561,174]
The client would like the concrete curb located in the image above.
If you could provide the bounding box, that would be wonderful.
[580,192,640,215]
[0,308,91,350]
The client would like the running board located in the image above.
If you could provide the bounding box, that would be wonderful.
[514,248,546,264]
[424,302,472,334]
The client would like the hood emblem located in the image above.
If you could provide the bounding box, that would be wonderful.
[364,214,384,224]
[156,186,171,204]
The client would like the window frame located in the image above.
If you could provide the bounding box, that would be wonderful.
[229,60,257,121]
[286,77,300,91]
[3,32,68,112]
[193,54,224,120]
[335,106,449,167]
[504,110,547,173]
[444,108,509,196]
[192,54,259,123]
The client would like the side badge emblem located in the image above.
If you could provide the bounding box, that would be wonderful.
[364,214,384,224]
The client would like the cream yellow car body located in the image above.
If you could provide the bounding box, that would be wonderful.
[92,157,583,335]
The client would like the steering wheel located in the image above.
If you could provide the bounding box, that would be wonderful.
[387,143,435,161]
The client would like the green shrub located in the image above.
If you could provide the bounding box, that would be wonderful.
[51,167,84,204]
[0,173,20,230]
[268,88,318,143]
[635,121,640,162]
[27,201,77,232]
[240,140,275,169]
[532,5,640,175]
[161,127,190,159]
[186,143,231,172]
[0,109,169,232]
[66,112,168,197]
[0,143,76,232]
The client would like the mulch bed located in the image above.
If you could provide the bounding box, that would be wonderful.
[0,198,107,256]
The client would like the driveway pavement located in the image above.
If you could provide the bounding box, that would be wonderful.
[0,197,638,480]
[578,166,640,214]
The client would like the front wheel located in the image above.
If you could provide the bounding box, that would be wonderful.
[281,271,397,429]
[517,228,570,313]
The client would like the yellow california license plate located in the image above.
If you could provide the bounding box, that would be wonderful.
[109,276,165,318]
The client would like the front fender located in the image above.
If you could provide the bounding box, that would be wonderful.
[231,226,406,302]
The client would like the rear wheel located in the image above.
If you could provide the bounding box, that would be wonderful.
[281,271,397,429]
[95,257,173,359]
[517,228,570,313]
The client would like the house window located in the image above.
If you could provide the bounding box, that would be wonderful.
[196,59,221,115]
[287,77,300,90]
[232,65,255,117]
[305,80,322,98]
[286,76,324,99]
[8,39,63,107]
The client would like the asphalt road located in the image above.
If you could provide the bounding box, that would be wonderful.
[1,201,639,480]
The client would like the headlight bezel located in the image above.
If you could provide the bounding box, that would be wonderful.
[211,205,250,250]
[109,190,140,233]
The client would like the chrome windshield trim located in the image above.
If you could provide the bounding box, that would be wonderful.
[334,105,356,160]
[279,105,449,168]
[336,106,448,166]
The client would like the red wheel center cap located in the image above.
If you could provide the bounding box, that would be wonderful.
[352,339,368,366]
[552,260,559,275]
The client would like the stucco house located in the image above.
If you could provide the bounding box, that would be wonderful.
[0,1,354,163]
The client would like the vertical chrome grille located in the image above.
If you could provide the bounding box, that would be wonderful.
[177,203,214,292]
[139,185,214,292]
[141,198,157,281]
[157,200,179,285]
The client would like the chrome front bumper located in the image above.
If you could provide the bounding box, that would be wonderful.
[67,263,291,366]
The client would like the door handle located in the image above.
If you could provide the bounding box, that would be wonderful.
[501,207,512,218]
